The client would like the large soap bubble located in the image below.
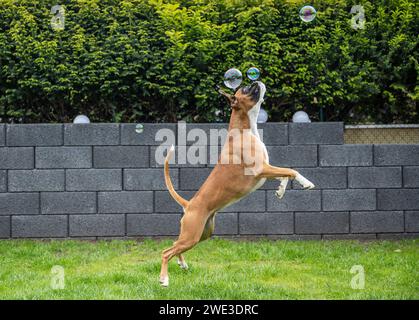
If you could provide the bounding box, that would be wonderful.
[224,68,242,90]
[299,5,317,22]
[73,115,90,124]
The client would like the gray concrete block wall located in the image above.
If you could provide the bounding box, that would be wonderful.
[0,122,418,240]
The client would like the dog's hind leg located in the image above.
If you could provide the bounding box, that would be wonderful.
[160,210,207,287]
[177,254,188,270]
[174,214,215,272]
[199,214,215,242]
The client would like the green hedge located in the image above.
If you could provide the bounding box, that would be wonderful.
[0,0,418,123]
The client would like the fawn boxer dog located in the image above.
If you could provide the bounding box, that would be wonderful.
[159,81,315,286]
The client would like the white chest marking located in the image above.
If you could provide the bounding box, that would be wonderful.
[246,81,269,164]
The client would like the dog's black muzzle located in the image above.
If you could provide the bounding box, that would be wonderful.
[241,82,260,102]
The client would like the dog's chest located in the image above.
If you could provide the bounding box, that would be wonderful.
[250,137,268,192]
[254,134,269,164]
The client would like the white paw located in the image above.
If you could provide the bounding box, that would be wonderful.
[177,259,189,270]
[159,276,169,287]
[275,187,286,199]
[303,181,315,190]
[295,173,315,190]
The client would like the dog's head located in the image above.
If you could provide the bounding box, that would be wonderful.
[219,81,266,114]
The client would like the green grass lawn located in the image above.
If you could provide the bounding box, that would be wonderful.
[0,239,417,300]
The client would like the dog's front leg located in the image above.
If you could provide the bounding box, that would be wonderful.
[275,177,289,199]
[259,163,315,197]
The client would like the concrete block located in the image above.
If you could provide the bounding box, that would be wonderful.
[0,124,5,146]
[374,145,419,166]
[377,189,419,210]
[173,123,288,146]
[8,170,64,192]
[319,145,372,166]
[403,166,419,187]
[348,167,401,188]
[323,189,376,211]
[36,147,92,168]
[41,192,96,214]
[351,211,404,233]
[292,167,347,189]
[98,191,153,213]
[267,190,321,212]
[406,211,419,232]
[267,145,317,167]
[289,122,344,145]
[179,168,211,190]
[239,212,266,235]
[124,168,178,191]
[64,124,119,145]
[265,212,294,234]
[155,191,196,212]
[121,123,177,145]
[182,123,228,145]
[295,212,349,234]
[258,123,288,145]
[207,145,222,167]
[236,211,295,235]
[93,146,149,168]
[178,123,288,146]
[70,214,125,237]
[0,216,10,238]
[0,170,6,192]
[220,190,266,212]
[12,215,67,238]
[6,124,63,146]
[0,147,34,169]
[0,193,39,215]
[127,214,181,236]
[150,145,207,168]
[66,169,122,191]
[214,212,238,235]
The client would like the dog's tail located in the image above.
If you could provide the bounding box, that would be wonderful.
[164,145,189,208]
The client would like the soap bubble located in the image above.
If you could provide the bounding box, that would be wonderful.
[135,124,144,133]
[224,68,242,90]
[299,5,317,22]
[257,108,268,123]
[73,115,90,124]
[247,67,260,81]
[292,111,311,123]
